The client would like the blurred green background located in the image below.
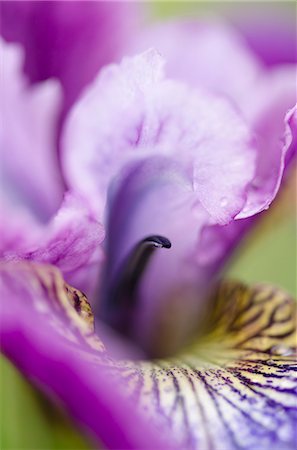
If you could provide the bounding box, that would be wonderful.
[1,2,296,449]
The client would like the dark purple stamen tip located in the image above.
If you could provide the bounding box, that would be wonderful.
[100,235,171,336]
[143,235,172,249]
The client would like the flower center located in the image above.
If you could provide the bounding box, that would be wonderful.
[100,235,171,338]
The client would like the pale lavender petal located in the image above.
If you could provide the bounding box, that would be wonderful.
[0,262,170,449]
[62,49,257,225]
[0,38,64,220]
[0,1,140,113]
[129,21,261,108]
[130,21,297,217]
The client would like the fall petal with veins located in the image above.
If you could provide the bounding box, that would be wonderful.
[94,283,297,450]
[2,262,295,450]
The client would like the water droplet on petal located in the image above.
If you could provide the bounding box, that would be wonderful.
[220,197,228,207]
[270,345,294,357]
[251,177,262,189]
[266,359,274,365]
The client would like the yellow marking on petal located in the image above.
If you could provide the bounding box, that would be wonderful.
[102,281,297,449]
[3,262,105,353]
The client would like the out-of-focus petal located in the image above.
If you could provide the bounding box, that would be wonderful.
[0,1,140,113]
[129,21,261,107]
[1,193,104,297]
[227,2,297,66]
[0,262,170,449]
[62,49,257,225]
[0,37,63,220]
[130,21,297,217]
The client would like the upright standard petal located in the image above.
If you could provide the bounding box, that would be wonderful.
[63,50,292,350]
[62,49,257,224]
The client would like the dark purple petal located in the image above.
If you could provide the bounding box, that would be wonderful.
[0,262,172,449]
[0,1,140,113]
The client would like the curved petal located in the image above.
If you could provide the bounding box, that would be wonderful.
[0,262,172,450]
[0,1,140,113]
[237,103,297,218]
[0,37,64,220]
[1,193,104,297]
[62,49,257,225]
[102,156,208,352]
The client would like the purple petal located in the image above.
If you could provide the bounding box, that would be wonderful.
[0,262,172,450]
[1,193,104,297]
[0,1,140,113]
[0,38,64,220]
[228,3,297,66]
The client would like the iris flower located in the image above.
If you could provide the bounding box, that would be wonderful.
[1,3,296,450]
